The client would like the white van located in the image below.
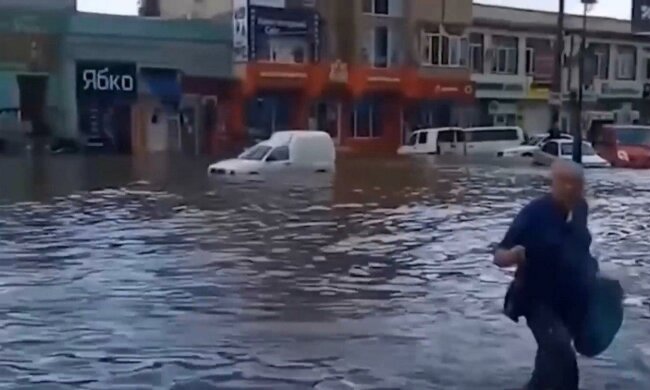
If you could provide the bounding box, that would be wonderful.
[208,130,335,176]
[462,126,526,155]
[397,127,464,155]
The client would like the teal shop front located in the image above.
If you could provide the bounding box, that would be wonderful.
[58,13,233,154]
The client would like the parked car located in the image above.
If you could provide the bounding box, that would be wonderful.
[498,133,573,158]
[208,130,335,176]
[397,127,463,155]
[398,126,526,156]
[533,139,610,168]
[463,126,526,155]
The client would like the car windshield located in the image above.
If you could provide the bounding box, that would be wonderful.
[615,128,650,146]
[239,145,272,160]
[560,142,595,156]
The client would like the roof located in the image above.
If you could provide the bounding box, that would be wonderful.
[66,12,231,43]
[473,4,632,35]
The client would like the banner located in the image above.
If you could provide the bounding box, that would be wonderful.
[233,0,249,62]
[632,0,650,33]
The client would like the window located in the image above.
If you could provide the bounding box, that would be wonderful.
[469,33,484,73]
[266,146,290,162]
[373,26,390,68]
[560,142,595,156]
[350,99,382,138]
[240,145,272,161]
[645,56,650,80]
[417,131,428,144]
[591,44,610,79]
[491,36,518,75]
[363,0,401,16]
[616,46,637,80]
[421,31,468,67]
[407,133,417,145]
[525,47,535,75]
[438,130,455,142]
[542,141,559,156]
[465,129,519,142]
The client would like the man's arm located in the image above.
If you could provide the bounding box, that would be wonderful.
[493,208,529,268]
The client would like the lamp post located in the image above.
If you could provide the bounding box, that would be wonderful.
[573,0,598,163]
[552,0,565,120]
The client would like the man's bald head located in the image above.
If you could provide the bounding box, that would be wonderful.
[550,159,585,210]
[551,159,585,182]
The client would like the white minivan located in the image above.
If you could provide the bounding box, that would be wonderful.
[208,130,335,176]
[462,126,526,155]
[397,127,464,155]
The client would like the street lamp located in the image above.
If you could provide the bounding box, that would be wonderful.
[574,0,598,163]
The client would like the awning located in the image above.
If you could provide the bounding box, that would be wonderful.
[140,68,181,108]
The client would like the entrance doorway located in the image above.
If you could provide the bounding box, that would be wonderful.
[313,100,341,145]
[17,74,48,135]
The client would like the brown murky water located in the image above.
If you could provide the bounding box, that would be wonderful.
[0,154,648,389]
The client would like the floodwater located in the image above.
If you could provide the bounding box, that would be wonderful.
[0,154,649,390]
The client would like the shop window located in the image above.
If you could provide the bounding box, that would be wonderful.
[246,95,291,140]
[421,30,468,68]
[350,98,382,138]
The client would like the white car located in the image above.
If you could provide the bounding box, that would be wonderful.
[498,133,572,158]
[208,130,335,176]
[533,139,610,168]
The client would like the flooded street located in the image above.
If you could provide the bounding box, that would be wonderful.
[0,154,649,389]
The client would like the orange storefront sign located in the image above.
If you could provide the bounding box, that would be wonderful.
[241,62,474,101]
[242,62,328,97]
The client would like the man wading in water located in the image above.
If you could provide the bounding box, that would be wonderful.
[494,160,599,390]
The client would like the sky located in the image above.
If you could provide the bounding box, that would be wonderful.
[77,0,633,20]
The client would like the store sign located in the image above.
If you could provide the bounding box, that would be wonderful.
[601,83,642,99]
[632,0,650,33]
[250,0,285,7]
[76,61,137,100]
[474,82,525,98]
[232,0,249,62]
[249,6,319,61]
[527,87,550,100]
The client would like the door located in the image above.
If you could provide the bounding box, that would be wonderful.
[438,130,460,155]
[416,130,431,154]
[537,141,559,165]
[17,75,48,135]
[314,101,341,145]
[264,145,291,172]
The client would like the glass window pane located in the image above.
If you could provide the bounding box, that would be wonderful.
[375,0,389,14]
[374,26,389,68]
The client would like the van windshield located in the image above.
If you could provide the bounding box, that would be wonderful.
[615,128,650,146]
[240,145,272,160]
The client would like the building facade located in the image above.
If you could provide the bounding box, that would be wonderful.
[142,0,475,154]
[58,13,234,155]
[470,4,650,135]
[0,3,70,151]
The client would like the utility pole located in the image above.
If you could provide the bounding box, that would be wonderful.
[574,0,597,163]
[551,0,565,124]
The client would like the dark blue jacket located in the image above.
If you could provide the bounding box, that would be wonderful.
[500,195,599,322]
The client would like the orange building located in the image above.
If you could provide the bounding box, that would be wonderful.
[224,0,475,155]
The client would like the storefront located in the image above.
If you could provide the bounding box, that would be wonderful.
[232,5,322,141]
[59,13,234,154]
[0,10,65,148]
[75,61,137,153]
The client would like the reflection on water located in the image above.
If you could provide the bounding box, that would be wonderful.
[0,154,649,389]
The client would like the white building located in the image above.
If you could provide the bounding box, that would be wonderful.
[469,4,650,135]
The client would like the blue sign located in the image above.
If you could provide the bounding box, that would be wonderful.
[249,6,320,62]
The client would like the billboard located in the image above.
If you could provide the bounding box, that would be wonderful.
[232,0,249,62]
[632,0,650,33]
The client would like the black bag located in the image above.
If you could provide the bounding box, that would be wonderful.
[574,276,624,358]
